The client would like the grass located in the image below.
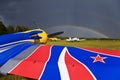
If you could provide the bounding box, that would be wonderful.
[1,39,120,80]
[47,39,120,50]
[0,75,27,80]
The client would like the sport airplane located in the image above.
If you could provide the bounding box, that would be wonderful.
[0,28,120,80]
[66,37,80,42]
[66,37,86,42]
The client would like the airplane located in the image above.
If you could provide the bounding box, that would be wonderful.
[66,37,80,42]
[0,28,120,80]
[66,37,86,42]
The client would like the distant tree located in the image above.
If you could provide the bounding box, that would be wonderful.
[14,25,30,32]
[6,25,15,33]
[0,22,30,34]
[6,25,30,33]
[20,25,30,31]
[0,21,7,35]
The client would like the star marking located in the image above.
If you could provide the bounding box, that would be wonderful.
[91,54,107,63]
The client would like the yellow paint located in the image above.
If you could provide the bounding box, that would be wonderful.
[24,28,48,43]
[37,29,48,43]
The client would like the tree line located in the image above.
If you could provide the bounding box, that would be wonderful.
[0,21,30,35]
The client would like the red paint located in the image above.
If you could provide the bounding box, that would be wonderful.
[84,48,120,57]
[9,45,51,79]
[65,51,94,80]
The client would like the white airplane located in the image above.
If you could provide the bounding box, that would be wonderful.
[66,37,86,42]
[66,37,80,42]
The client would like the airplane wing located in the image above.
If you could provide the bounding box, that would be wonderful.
[1,45,120,80]
[0,30,120,80]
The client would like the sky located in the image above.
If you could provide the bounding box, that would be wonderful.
[0,0,120,38]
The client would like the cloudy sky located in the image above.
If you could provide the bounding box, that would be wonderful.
[0,0,120,38]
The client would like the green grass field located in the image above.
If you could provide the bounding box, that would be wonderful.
[1,39,120,80]
[47,39,120,50]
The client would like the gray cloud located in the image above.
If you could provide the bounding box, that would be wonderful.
[0,0,120,38]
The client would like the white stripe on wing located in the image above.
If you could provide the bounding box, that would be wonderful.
[58,47,70,80]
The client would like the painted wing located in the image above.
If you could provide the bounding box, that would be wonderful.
[1,44,120,80]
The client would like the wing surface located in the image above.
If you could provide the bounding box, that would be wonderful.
[1,45,120,80]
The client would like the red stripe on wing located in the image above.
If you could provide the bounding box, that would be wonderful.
[84,48,120,57]
[65,51,94,80]
[9,45,51,79]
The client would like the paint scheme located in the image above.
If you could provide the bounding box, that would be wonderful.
[0,29,120,80]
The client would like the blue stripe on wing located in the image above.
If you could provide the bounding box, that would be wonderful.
[40,46,64,80]
[0,30,42,45]
[0,42,34,66]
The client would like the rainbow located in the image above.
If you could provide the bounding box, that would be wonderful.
[46,25,109,38]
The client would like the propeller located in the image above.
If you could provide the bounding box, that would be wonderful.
[32,22,64,41]
[48,31,64,37]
